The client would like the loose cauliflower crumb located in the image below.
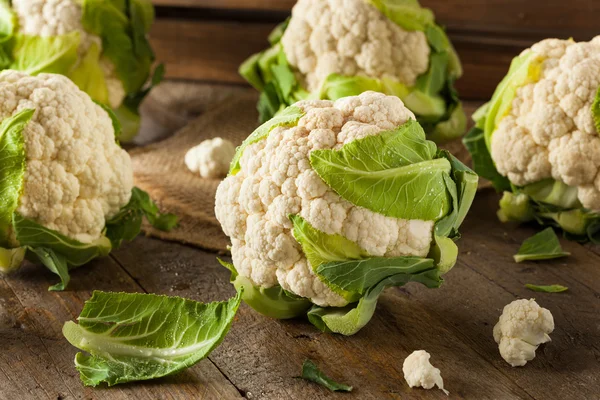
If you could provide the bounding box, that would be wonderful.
[12,0,126,108]
[215,91,435,307]
[2,70,133,244]
[185,138,236,179]
[490,36,600,210]
[402,350,449,395]
[493,298,555,367]
[281,0,430,92]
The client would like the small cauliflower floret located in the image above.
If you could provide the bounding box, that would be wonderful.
[402,350,449,395]
[12,0,127,108]
[493,299,555,367]
[185,138,236,179]
[1,70,133,243]
[281,0,430,92]
[215,92,436,307]
[489,35,600,210]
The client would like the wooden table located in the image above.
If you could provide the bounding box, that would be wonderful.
[1,82,599,400]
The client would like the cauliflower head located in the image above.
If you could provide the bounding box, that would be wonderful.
[493,299,554,367]
[216,92,478,335]
[402,350,448,395]
[0,71,177,289]
[239,0,465,142]
[0,0,159,142]
[4,70,132,243]
[185,138,236,179]
[281,0,429,92]
[465,36,600,241]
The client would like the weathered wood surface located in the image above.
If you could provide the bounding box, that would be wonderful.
[150,0,598,99]
[2,190,598,399]
[2,82,599,399]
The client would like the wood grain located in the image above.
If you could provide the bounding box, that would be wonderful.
[0,258,243,400]
[111,236,534,400]
[153,0,599,38]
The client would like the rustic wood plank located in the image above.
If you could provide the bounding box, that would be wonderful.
[0,257,243,399]
[149,19,532,100]
[402,189,600,400]
[112,236,541,399]
[154,0,599,38]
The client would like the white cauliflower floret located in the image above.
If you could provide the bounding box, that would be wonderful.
[12,0,126,108]
[1,70,133,243]
[402,350,449,395]
[281,0,430,92]
[215,91,435,307]
[185,137,235,179]
[493,299,555,367]
[490,36,600,210]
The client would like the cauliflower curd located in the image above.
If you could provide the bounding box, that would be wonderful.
[465,35,600,241]
[0,0,159,142]
[0,71,176,290]
[218,93,431,307]
[185,138,235,179]
[491,37,600,209]
[281,0,430,92]
[4,70,132,243]
[493,299,555,367]
[216,92,478,334]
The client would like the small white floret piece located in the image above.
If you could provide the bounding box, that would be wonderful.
[402,350,449,395]
[493,298,555,367]
[185,138,236,179]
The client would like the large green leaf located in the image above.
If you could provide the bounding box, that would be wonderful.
[219,259,311,319]
[81,0,154,93]
[310,120,451,221]
[513,227,570,263]
[13,213,112,290]
[316,256,435,296]
[308,269,442,335]
[63,290,241,386]
[229,105,305,175]
[10,32,80,76]
[0,109,33,246]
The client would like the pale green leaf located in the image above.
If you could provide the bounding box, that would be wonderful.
[10,32,80,76]
[69,41,109,105]
[310,120,451,221]
[592,85,600,134]
[0,246,25,274]
[0,109,34,246]
[514,228,570,263]
[290,214,368,270]
[484,51,542,150]
[525,284,568,293]
[229,106,305,175]
[63,290,242,386]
